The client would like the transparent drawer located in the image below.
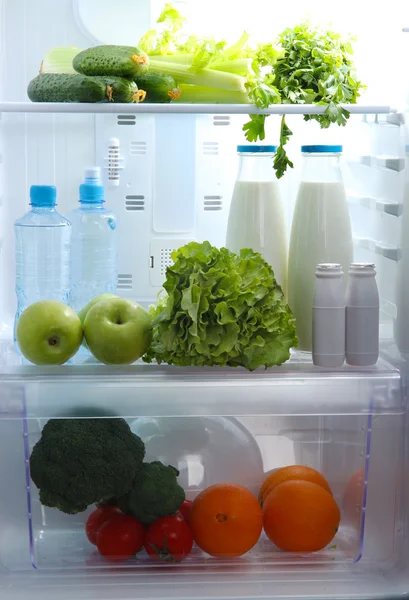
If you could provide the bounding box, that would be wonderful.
[0,359,404,587]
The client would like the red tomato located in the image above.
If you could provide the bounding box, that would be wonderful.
[97,514,144,561]
[179,500,193,522]
[144,514,193,562]
[85,506,121,545]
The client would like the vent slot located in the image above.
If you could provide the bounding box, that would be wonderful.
[204,196,223,211]
[117,115,136,126]
[213,116,230,127]
[125,195,145,211]
[159,249,174,276]
[130,141,147,155]
[117,274,133,290]
[203,142,219,156]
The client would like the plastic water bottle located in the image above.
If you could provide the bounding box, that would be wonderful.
[69,167,118,313]
[312,263,346,368]
[14,185,71,339]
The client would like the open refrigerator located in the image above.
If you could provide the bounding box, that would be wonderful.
[1,0,409,599]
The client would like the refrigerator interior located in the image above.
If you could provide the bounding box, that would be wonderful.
[0,0,409,598]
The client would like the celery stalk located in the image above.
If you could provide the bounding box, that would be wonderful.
[174,84,249,104]
[148,53,193,65]
[40,47,81,74]
[224,32,250,60]
[211,58,252,77]
[149,59,246,92]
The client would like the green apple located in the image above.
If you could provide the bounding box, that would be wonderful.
[78,294,119,326]
[78,294,119,350]
[16,301,83,365]
[84,297,152,365]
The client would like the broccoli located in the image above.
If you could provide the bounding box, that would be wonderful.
[29,418,145,514]
[118,461,185,524]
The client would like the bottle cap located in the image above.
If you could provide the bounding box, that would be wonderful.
[349,263,376,274]
[237,145,278,153]
[80,167,104,204]
[316,263,343,276]
[301,145,343,153]
[30,185,57,207]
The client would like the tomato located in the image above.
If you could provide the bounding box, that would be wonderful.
[97,514,144,561]
[85,506,121,545]
[144,514,193,562]
[179,500,193,522]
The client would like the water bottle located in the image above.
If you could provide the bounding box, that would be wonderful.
[312,264,346,368]
[69,168,118,314]
[14,185,71,339]
[346,263,379,367]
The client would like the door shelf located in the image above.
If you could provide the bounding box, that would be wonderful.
[0,102,396,115]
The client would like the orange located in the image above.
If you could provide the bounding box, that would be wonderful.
[258,465,332,506]
[263,479,340,553]
[189,483,263,558]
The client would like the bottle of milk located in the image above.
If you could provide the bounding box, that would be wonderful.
[226,145,287,295]
[288,145,353,351]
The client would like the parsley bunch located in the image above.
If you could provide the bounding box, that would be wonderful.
[243,22,364,178]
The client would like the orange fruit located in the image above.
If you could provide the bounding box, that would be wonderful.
[263,480,340,553]
[189,483,263,558]
[258,465,332,506]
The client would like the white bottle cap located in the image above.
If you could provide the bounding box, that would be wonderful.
[84,167,102,185]
[316,263,343,275]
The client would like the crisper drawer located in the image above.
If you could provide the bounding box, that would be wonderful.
[0,359,404,599]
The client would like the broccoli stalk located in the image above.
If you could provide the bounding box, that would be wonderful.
[118,461,185,525]
[29,418,145,514]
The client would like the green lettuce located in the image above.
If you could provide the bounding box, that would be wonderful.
[143,242,297,371]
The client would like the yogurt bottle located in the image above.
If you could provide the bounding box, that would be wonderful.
[288,145,353,351]
[312,264,346,368]
[226,145,287,295]
[346,263,379,367]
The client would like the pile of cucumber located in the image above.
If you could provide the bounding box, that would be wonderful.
[27,45,180,104]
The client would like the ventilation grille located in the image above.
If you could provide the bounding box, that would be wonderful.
[125,195,145,211]
[159,249,174,276]
[213,116,230,127]
[204,196,223,211]
[203,142,219,156]
[130,141,147,155]
[117,115,136,126]
[117,274,133,290]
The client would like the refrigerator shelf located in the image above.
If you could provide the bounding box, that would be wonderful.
[0,102,396,115]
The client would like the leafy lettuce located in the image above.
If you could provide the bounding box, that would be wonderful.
[143,242,297,370]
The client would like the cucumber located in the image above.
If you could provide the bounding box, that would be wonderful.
[133,72,180,103]
[27,74,145,103]
[73,45,149,78]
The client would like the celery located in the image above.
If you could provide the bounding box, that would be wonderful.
[150,53,193,65]
[40,47,81,74]
[174,84,249,104]
[211,58,252,77]
[149,59,246,92]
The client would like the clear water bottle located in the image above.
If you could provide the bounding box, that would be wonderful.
[69,168,118,313]
[14,185,71,339]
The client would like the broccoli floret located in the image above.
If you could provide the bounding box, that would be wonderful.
[30,418,145,514]
[118,461,185,524]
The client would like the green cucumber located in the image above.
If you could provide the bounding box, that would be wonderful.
[27,74,144,103]
[133,72,180,103]
[73,45,149,78]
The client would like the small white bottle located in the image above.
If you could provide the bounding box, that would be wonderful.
[312,264,345,368]
[346,263,379,366]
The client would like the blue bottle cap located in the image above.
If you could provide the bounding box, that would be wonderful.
[30,185,57,207]
[237,145,278,153]
[80,183,105,204]
[301,145,343,153]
